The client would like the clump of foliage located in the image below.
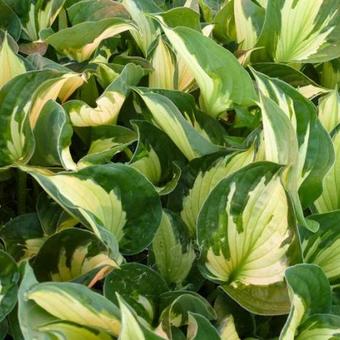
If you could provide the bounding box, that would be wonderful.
[0,0,340,339]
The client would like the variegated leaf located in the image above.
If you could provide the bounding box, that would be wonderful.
[152,210,195,286]
[27,282,121,336]
[149,36,175,90]
[187,312,220,340]
[122,0,161,56]
[0,70,83,168]
[314,128,340,213]
[64,64,144,127]
[157,19,257,117]
[301,211,340,285]
[67,0,129,25]
[78,125,137,168]
[321,59,340,89]
[130,120,185,194]
[30,100,76,170]
[104,263,168,323]
[36,192,76,235]
[135,88,221,160]
[197,162,301,315]
[253,70,334,230]
[118,295,166,340]
[181,146,256,237]
[18,0,66,41]
[255,0,340,63]
[280,264,331,340]
[295,315,340,340]
[0,32,25,88]
[18,264,59,339]
[39,321,113,340]
[219,315,240,340]
[160,291,216,339]
[1,213,46,262]
[24,163,162,254]
[45,18,134,62]
[318,88,340,133]
[32,228,119,285]
[233,0,264,50]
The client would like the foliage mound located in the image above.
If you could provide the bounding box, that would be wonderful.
[0,0,340,339]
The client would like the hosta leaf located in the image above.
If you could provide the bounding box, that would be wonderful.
[3,1,340,338]
[318,88,340,133]
[27,52,75,73]
[213,1,236,44]
[255,0,340,63]
[152,210,195,286]
[184,0,200,12]
[18,263,58,339]
[30,100,76,170]
[17,0,66,41]
[197,162,301,314]
[144,88,228,146]
[131,145,162,184]
[25,163,162,254]
[280,264,331,339]
[215,291,253,333]
[1,213,45,262]
[29,73,84,127]
[104,263,168,323]
[301,211,340,285]
[118,295,165,340]
[0,32,25,88]
[130,120,185,192]
[158,7,206,94]
[295,314,340,340]
[253,71,309,230]
[27,281,121,336]
[160,291,216,337]
[157,19,257,117]
[197,0,220,22]
[64,64,144,127]
[233,0,265,50]
[135,88,221,160]
[67,0,128,25]
[25,55,86,100]
[94,63,120,89]
[321,59,340,88]
[314,128,340,213]
[159,7,200,31]
[45,18,134,62]
[256,90,298,165]
[0,0,21,40]
[252,62,319,88]
[187,313,220,340]
[0,251,19,322]
[78,125,137,167]
[38,321,112,340]
[149,36,175,90]
[122,0,161,56]
[0,70,83,168]
[180,146,256,237]
[36,192,76,235]
[219,315,240,340]
[32,228,119,285]
[253,70,334,230]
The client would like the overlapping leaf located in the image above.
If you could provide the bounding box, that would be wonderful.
[0,1,340,339]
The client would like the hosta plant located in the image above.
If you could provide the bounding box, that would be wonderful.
[0,0,340,339]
